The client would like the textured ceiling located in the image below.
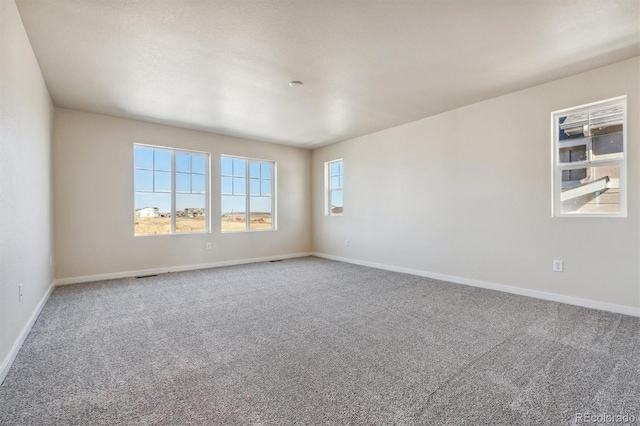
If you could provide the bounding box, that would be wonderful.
[15,0,640,148]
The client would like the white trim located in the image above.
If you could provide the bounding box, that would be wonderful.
[311,252,640,317]
[54,252,311,286]
[0,282,55,385]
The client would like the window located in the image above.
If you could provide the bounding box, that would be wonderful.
[325,159,343,215]
[134,144,209,235]
[552,96,626,217]
[221,156,275,232]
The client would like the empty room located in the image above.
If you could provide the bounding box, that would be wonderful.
[1,0,639,424]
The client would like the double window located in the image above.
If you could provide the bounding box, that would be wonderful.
[134,144,209,235]
[551,96,626,217]
[325,159,344,216]
[134,147,276,235]
[221,156,275,232]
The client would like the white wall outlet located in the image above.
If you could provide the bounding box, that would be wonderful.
[553,260,564,272]
[19,283,23,302]
[206,242,212,250]
[345,239,350,247]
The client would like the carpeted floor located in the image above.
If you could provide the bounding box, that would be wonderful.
[1,257,639,425]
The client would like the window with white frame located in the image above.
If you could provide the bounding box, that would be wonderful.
[134,144,209,235]
[552,96,626,217]
[221,156,275,231]
[325,159,343,216]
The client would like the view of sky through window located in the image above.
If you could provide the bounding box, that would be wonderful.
[221,156,274,231]
[134,145,208,235]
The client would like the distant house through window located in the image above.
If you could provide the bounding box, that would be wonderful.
[552,96,626,217]
[134,144,209,235]
[325,159,343,216]
[221,156,275,232]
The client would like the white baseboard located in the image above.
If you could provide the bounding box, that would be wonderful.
[54,252,312,286]
[311,252,640,317]
[0,282,54,385]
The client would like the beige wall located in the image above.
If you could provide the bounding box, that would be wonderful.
[0,0,54,373]
[312,57,640,310]
[53,109,311,279]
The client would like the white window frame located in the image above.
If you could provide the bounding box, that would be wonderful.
[325,159,343,216]
[134,143,210,236]
[220,155,276,232]
[551,96,627,218]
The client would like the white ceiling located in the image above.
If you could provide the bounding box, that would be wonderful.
[15,0,640,148]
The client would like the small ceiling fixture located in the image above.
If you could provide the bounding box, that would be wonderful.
[289,80,303,88]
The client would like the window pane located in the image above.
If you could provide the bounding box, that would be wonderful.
[250,197,272,230]
[589,104,623,136]
[154,149,172,171]
[233,159,246,177]
[261,163,272,179]
[558,145,586,164]
[221,157,233,176]
[331,162,341,176]
[135,192,171,235]
[191,155,206,174]
[261,179,271,196]
[176,194,206,233]
[591,122,623,137]
[330,190,343,215]
[221,195,247,232]
[233,177,246,195]
[176,172,191,193]
[221,176,233,195]
[250,162,261,178]
[561,168,587,188]
[134,147,153,169]
[134,170,153,192]
[560,164,620,214]
[221,157,274,232]
[250,178,260,195]
[331,176,341,189]
[192,174,206,194]
[559,114,587,139]
[154,171,171,192]
[593,133,623,157]
[176,153,191,173]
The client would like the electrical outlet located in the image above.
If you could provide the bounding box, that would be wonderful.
[553,260,564,272]
[345,239,350,247]
[19,283,23,302]
[206,242,212,250]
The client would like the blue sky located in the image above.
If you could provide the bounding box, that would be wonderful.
[221,157,272,214]
[134,148,272,214]
[329,161,343,207]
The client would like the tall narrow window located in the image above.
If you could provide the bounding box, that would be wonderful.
[552,96,626,217]
[221,156,275,232]
[325,159,343,216]
[134,144,209,235]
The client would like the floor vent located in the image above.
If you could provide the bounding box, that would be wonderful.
[135,274,158,279]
